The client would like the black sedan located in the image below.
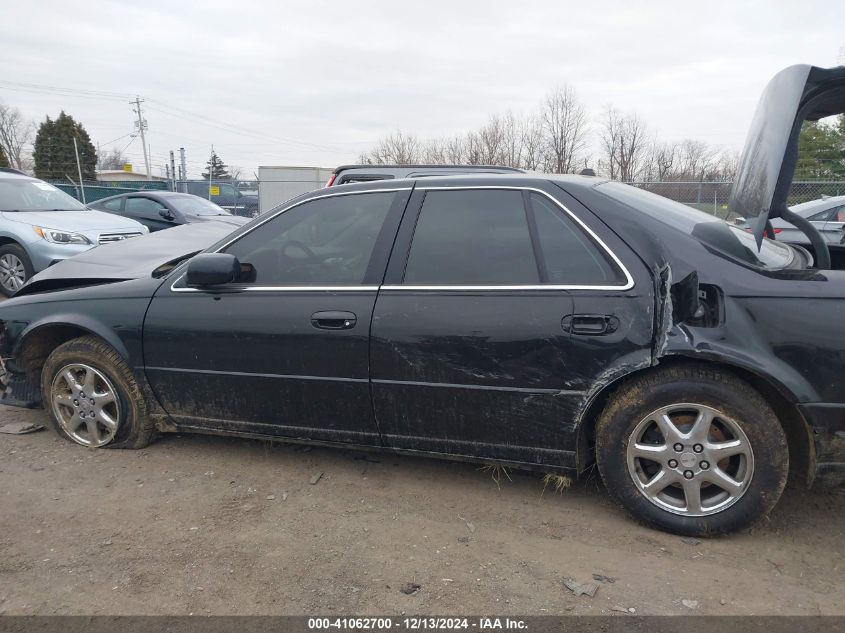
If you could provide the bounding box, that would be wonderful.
[0,64,843,536]
[90,191,249,232]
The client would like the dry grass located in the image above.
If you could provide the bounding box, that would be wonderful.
[541,473,572,496]
[479,464,513,489]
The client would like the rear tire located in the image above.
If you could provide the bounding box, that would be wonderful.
[41,335,156,449]
[595,364,788,536]
[0,243,34,296]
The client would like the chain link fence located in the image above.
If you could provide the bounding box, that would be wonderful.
[627,181,845,221]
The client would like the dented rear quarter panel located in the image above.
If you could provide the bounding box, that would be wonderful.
[568,179,845,482]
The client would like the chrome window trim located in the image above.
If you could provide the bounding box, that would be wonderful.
[168,184,635,294]
[380,284,623,291]
[170,279,379,293]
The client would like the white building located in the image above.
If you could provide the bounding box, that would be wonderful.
[258,165,333,213]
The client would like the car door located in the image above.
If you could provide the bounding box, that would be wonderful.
[124,195,177,232]
[143,186,411,444]
[369,184,650,470]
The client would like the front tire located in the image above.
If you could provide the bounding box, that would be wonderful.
[0,243,34,297]
[41,336,156,449]
[595,365,788,536]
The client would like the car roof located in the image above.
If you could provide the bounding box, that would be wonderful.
[94,191,198,201]
[0,170,36,181]
[789,195,845,214]
[313,172,604,196]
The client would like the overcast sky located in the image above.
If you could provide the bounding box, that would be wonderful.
[1,0,843,178]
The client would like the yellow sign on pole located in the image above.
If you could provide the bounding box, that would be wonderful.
[122,163,132,172]
[209,185,220,196]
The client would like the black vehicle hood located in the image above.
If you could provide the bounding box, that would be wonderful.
[18,221,237,296]
[729,64,845,247]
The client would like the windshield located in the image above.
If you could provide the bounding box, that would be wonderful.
[596,181,796,270]
[167,196,232,216]
[0,179,86,212]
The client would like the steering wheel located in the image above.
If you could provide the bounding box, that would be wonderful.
[282,240,319,262]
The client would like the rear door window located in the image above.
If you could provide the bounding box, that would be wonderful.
[403,190,539,285]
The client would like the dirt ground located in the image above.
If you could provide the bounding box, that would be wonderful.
[0,403,843,617]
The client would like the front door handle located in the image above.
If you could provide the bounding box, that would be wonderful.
[561,314,619,336]
[311,311,357,330]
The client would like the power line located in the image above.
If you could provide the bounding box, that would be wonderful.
[0,80,134,101]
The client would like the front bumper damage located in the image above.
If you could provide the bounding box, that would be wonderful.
[0,355,41,408]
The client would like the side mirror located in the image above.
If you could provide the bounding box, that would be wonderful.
[186,253,240,287]
[159,209,175,221]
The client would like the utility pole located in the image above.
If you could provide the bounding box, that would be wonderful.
[132,97,152,181]
[208,145,214,200]
[169,150,177,192]
[179,147,187,191]
[73,137,86,204]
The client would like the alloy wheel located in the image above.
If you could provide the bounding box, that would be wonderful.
[50,363,121,447]
[626,403,754,516]
[0,253,26,292]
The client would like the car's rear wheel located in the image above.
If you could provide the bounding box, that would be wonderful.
[595,365,788,536]
[41,335,156,449]
[0,244,34,296]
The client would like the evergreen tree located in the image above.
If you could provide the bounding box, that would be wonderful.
[201,150,230,180]
[795,116,845,180]
[0,144,9,169]
[33,111,97,181]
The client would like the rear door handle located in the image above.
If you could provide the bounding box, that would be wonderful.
[311,311,357,330]
[561,314,619,336]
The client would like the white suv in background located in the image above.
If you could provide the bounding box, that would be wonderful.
[0,169,148,296]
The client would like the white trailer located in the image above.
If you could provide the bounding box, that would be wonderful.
[258,166,334,213]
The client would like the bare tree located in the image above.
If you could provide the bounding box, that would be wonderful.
[98,147,128,171]
[498,110,525,168]
[442,134,466,163]
[0,100,35,172]
[540,86,588,174]
[676,139,719,181]
[599,107,650,181]
[520,114,545,171]
[360,130,420,164]
[477,115,505,164]
[646,141,679,181]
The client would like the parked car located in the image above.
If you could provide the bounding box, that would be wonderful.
[90,192,249,232]
[769,195,845,244]
[0,64,843,537]
[325,164,524,186]
[0,171,148,296]
[183,181,259,217]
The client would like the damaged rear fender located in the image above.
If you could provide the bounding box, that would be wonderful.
[573,351,815,482]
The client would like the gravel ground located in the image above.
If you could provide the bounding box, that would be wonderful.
[1,404,843,616]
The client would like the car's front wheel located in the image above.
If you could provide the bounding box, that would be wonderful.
[596,365,788,536]
[41,336,156,449]
[0,243,34,296]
